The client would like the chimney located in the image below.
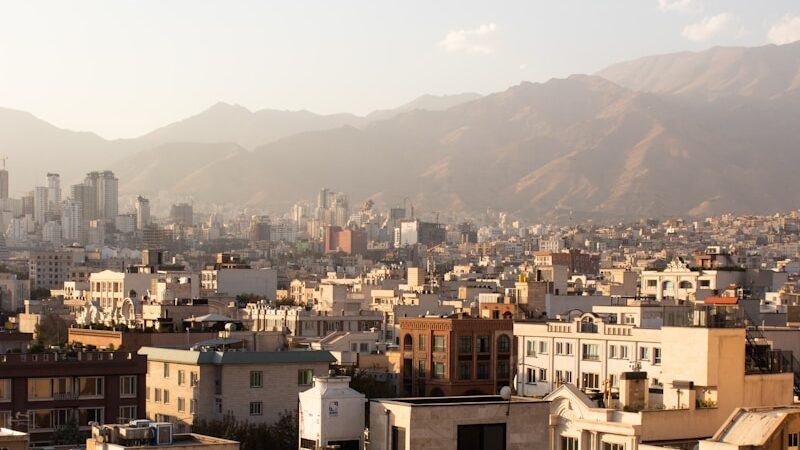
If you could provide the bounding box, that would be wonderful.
[619,371,648,411]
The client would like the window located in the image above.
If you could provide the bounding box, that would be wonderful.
[498,361,509,378]
[565,343,573,355]
[392,426,406,450]
[0,379,10,402]
[433,362,445,379]
[526,368,535,383]
[700,280,711,288]
[120,375,137,398]
[298,369,314,385]
[250,371,263,388]
[458,335,472,353]
[177,370,185,386]
[190,372,199,387]
[190,399,197,414]
[603,443,624,450]
[789,433,799,448]
[609,374,618,388]
[639,347,650,361]
[538,341,548,354]
[457,423,506,450]
[582,344,599,361]
[249,401,263,416]
[28,378,53,400]
[418,335,426,351]
[476,336,490,353]
[526,340,536,356]
[0,410,10,428]
[163,363,170,378]
[609,345,617,359]
[433,335,446,352]
[178,397,186,413]
[555,370,573,384]
[79,377,104,398]
[29,409,53,430]
[215,398,222,414]
[458,361,471,380]
[620,345,629,359]
[476,362,490,380]
[646,280,657,288]
[154,388,162,403]
[119,405,137,422]
[582,373,600,389]
[418,360,426,377]
[653,347,662,365]
[623,314,636,325]
[79,407,104,426]
[556,341,572,355]
[146,387,151,401]
[163,389,170,404]
[562,437,579,450]
[351,343,358,352]
[538,368,547,382]
[497,335,511,353]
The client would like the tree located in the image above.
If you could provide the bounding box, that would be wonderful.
[52,419,83,445]
[34,314,69,347]
[192,411,297,450]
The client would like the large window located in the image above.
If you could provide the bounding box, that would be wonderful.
[639,347,650,361]
[418,360,426,377]
[582,344,599,361]
[120,375,137,398]
[458,362,471,380]
[250,371,263,388]
[178,397,186,413]
[433,362,445,379]
[477,362,490,380]
[177,370,185,386]
[0,379,11,402]
[497,335,511,353]
[79,377,104,398]
[555,370,573,384]
[458,336,472,353]
[418,335,426,351]
[497,362,510,379]
[79,407,104,426]
[457,423,506,450]
[582,373,600,390]
[29,378,53,400]
[190,371,199,387]
[119,405,137,422]
[653,347,662,365]
[433,336,446,352]
[392,426,406,450]
[298,369,314,385]
[562,436,579,450]
[603,443,624,450]
[249,401,263,416]
[526,340,536,356]
[789,433,799,448]
[476,336,490,353]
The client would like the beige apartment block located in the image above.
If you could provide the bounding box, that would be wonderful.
[139,347,335,431]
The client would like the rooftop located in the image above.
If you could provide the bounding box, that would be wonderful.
[139,347,336,365]
[711,406,800,445]
[374,395,546,407]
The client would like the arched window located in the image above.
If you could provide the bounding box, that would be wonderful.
[403,334,413,351]
[497,335,511,353]
[679,281,693,289]
[663,280,674,290]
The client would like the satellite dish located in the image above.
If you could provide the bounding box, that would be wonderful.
[500,386,512,401]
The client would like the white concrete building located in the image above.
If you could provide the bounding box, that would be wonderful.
[298,376,365,450]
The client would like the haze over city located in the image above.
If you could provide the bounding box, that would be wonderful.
[2,2,800,450]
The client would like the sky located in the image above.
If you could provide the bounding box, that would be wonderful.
[1,0,799,139]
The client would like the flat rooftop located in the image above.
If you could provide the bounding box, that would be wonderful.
[374,395,547,406]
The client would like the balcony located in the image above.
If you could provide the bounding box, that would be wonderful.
[53,392,78,401]
[662,304,744,328]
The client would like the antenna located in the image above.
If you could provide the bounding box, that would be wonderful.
[0,156,6,170]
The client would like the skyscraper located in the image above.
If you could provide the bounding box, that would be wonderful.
[169,202,193,226]
[70,183,97,222]
[61,199,83,244]
[46,173,61,209]
[33,186,48,226]
[135,196,150,230]
[84,170,118,221]
[0,165,8,200]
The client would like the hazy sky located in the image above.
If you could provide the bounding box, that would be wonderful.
[1,0,799,139]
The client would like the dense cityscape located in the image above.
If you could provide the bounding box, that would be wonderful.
[4,1,800,450]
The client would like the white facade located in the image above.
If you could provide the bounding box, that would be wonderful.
[61,199,83,243]
[201,268,277,299]
[298,376,365,450]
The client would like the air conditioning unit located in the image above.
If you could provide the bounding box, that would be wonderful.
[152,422,173,445]
[119,426,151,440]
[129,419,152,428]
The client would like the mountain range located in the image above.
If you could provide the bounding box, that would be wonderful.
[3,41,800,219]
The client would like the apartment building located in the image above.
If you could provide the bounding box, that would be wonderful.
[28,250,78,290]
[399,315,514,397]
[243,304,383,338]
[0,351,146,446]
[516,302,794,444]
[138,347,335,430]
[89,270,158,310]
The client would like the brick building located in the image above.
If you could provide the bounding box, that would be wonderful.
[399,315,514,397]
[0,351,146,446]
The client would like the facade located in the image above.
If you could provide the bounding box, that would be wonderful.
[518,303,794,445]
[170,203,193,226]
[325,226,367,255]
[639,258,743,301]
[200,267,277,299]
[244,304,384,338]
[368,395,550,450]
[399,315,514,397]
[28,250,77,290]
[398,219,446,247]
[138,347,335,430]
[0,351,146,446]
[85,171,119,221]
[89,270,159,310]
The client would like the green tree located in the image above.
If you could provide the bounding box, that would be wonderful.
[52,418,83,445]
[34,314,69,347]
